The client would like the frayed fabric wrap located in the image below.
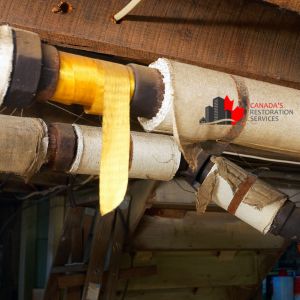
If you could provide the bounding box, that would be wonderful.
[197,156,287,234]
[0,115,48,178]
[70,125,181,181]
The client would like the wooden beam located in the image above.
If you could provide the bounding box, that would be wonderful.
[0,0,300,90]
[115,286,258,300]
[117,250,271,290]
[100,181,158,299]
[44,207,85,300]
[132,212,285,251]
[82,212,115,299]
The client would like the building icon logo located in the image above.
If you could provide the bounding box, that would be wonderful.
[200,96,245,125]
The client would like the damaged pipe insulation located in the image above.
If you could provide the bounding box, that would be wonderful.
[0,115,299,240]
[0,115,181,181]
[139,59,300,161]
[0,25,164,215]
[3,25,300,214]
[3,25,300,161]
[197,156,300,240]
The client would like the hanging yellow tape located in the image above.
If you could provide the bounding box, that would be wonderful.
[51,52,133,215]
[99,61,131,215]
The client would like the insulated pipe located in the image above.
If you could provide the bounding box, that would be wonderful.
[3,26,300,162]
[0,25,164,120]
[0,115,181,181]
[69,124,181,180]
[0,114,298,240]
[197,156,300,240]
[0,115,48,177]
[140,59,300,160]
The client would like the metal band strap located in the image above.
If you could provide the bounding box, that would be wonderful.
[227,174,257,215]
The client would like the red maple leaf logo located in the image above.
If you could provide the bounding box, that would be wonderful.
[224,96,244,125]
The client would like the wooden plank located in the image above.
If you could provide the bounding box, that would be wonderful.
[115,286,256,300]
[44,207,85,300]
[57,266,157,289]
[18,201,37,300]
[128,180,159,233]
[82,212,115,299]
[58,274,86,289]
[101,181,159,299]
[66,226,84,300]
[46,196,65,277]
[118,266,158,281]
[100,208,128,300]
[118,251,262,289]
[132,212,285,251]
[0,0,300,90]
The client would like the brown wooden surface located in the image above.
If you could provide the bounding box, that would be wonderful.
[82,212,115,299]
[264,0,300,14]
[44,207,85,300]
[1,0,300,90]
[132,212,285,251]
[66,227,83,300]
[101,209,129,300]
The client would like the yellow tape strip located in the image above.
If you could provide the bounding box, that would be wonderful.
[99,61,131,215]
[51,52,132,215]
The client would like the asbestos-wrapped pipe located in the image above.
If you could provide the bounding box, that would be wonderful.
[197,155,300,240]
[140,58,300,159]
[0,115,48,177]
[0,25,164,121]
[0,115,181,181]
[69,124,181,180]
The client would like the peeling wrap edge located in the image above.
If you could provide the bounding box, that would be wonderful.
[138,58,173,131]
[69,124,84,173]
[197,156,288,234]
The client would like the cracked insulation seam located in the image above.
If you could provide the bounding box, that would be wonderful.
[197,156,287,234]
[0,115,48,178]
[141,58,300,161]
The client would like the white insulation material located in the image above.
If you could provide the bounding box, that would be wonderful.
[205,158,287,234]
[0,25,14,106]
[70,125,181,181]
[0,115,48,177]
[142,58,300,159]
[130,131,181,180]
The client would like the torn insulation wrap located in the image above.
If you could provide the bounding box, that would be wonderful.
[198,156,287,234]
[141,58,300,160]
[70,125,181,181]
[0,115,48,177]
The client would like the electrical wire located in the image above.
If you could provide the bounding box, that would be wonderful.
[46,101,99,126]
[113,0,143,22]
